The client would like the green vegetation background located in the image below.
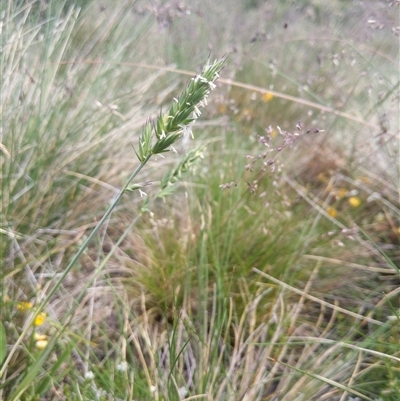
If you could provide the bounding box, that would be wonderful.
[1,1,399,400]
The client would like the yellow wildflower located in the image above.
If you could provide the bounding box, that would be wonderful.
[35,340,48,350]
[17,301,33,311]
[348,197,361,207]
[261,92,274,102]
[34,312,47,326]
[34,333,48,341]
[326,207,338,217]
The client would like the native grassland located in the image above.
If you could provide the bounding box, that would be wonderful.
[1,1,399,400]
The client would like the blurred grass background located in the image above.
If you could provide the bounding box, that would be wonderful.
[1,0,399,400]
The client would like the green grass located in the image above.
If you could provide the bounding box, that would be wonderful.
[1,1,399,400]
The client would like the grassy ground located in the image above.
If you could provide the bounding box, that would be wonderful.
[1,0,399,400]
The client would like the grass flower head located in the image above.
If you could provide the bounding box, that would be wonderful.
[136,58,225,162]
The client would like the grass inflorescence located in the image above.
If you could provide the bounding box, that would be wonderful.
[1,1,399,401]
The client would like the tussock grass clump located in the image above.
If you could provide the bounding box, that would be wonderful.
[1,1,399,401]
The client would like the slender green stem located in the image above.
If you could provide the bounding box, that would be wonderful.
[1,56,225,381]
[0,155,151,378]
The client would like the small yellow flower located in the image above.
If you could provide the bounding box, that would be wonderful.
[326,206,338,217]
[17,301,33,311]
[261,92,274,102]
[35,340,48,350]
[34,333,48,341]
[34,312,47,326]
[348,197,361,207]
